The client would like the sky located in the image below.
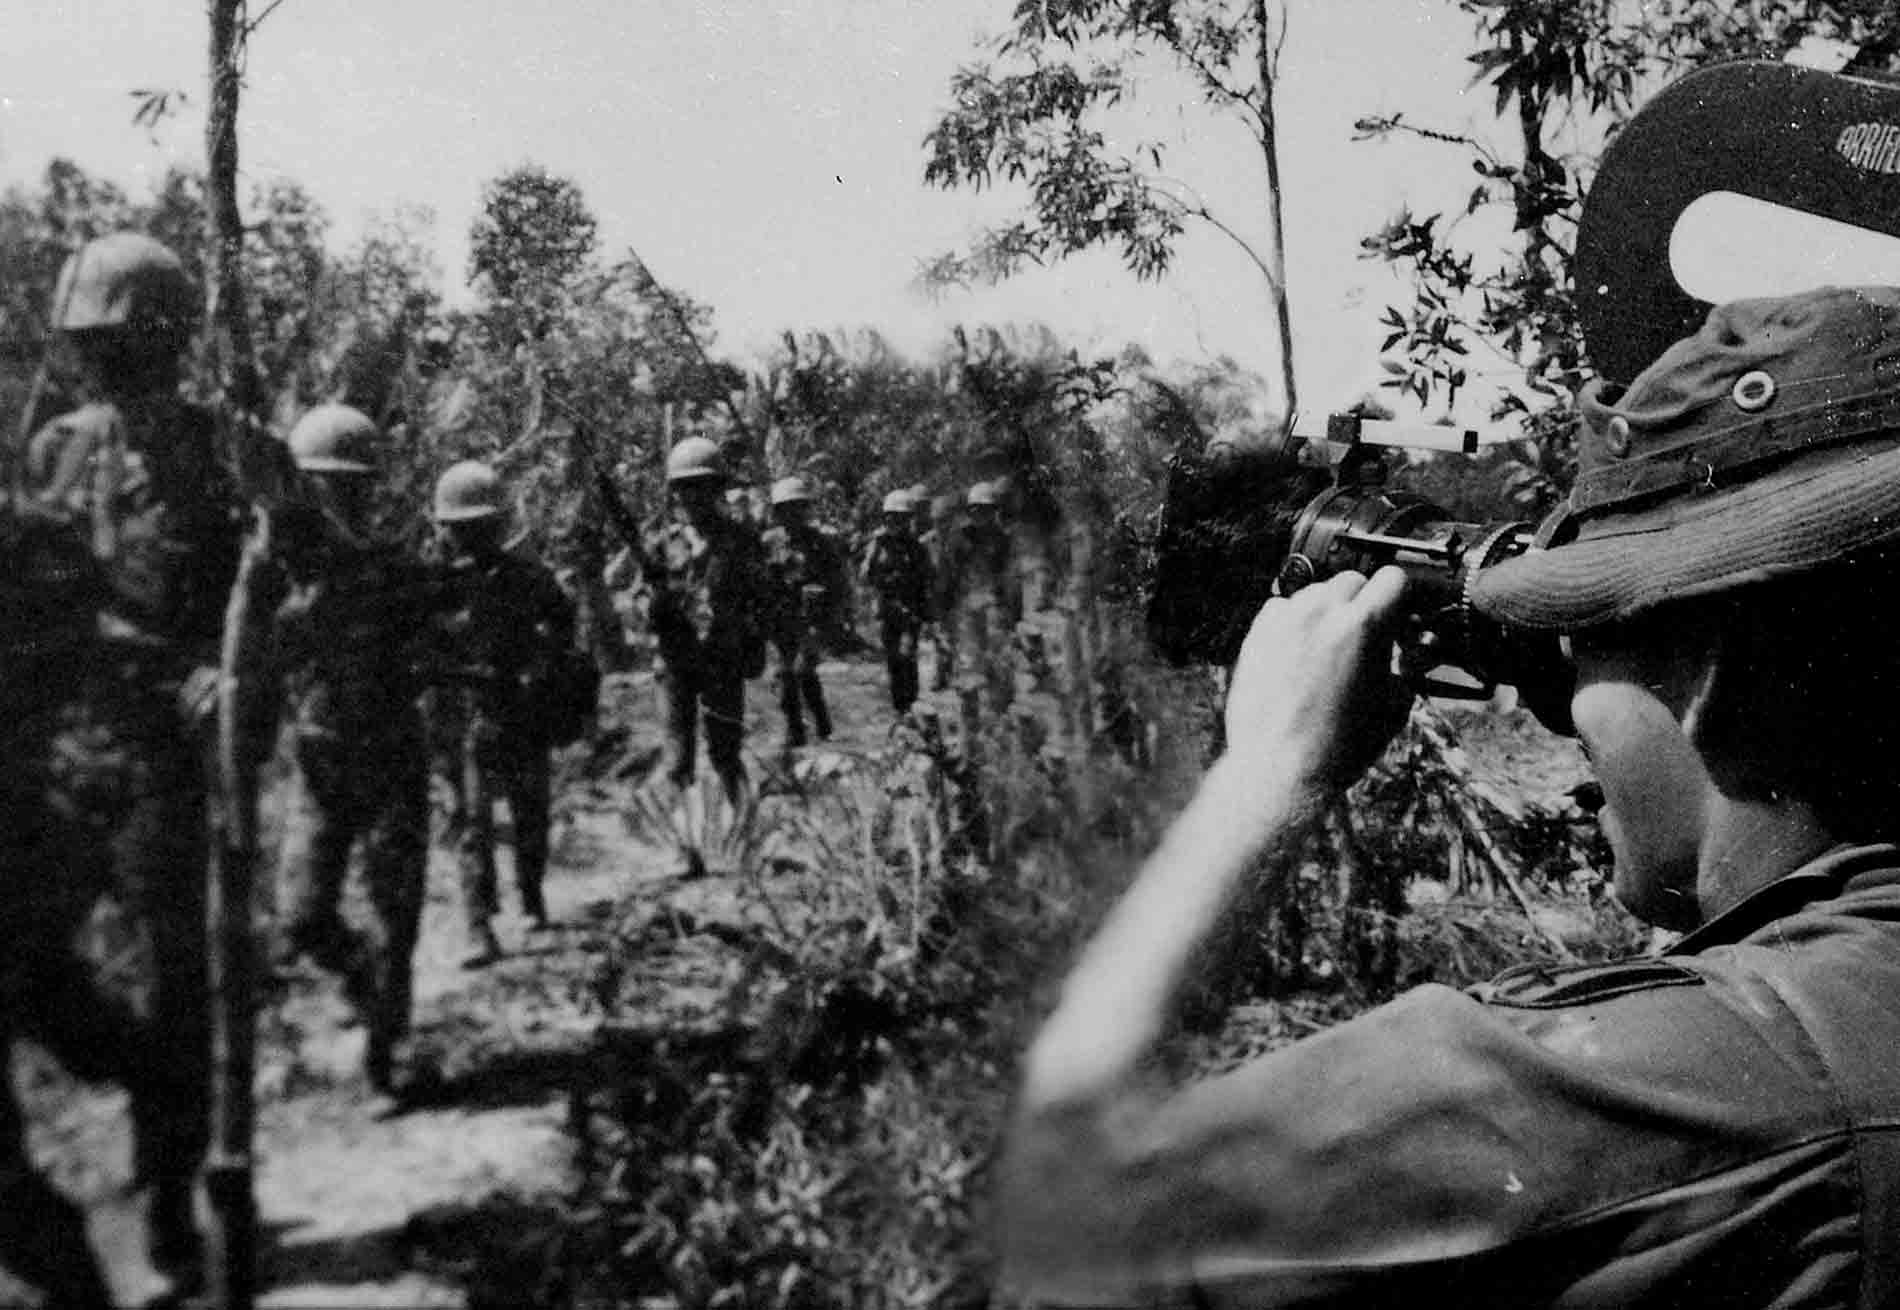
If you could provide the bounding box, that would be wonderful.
[2,0,1506,413]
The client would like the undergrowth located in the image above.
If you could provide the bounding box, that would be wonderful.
[511,628,1634,1309]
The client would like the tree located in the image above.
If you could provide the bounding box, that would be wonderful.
[924,0,1298,422]
[1358,0,1895,507]
[468,164,599,349]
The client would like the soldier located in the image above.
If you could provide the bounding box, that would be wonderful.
[269,405,438,1094]
[762,475,836,754]
[949,480,1018,726]
[0,503,131,1308]
[861,489,931,715]
[918,490,960,692]
[22,232,249,1296]
[998,288,1900,1306]
[430,460,579,970]
[629,437,766,806]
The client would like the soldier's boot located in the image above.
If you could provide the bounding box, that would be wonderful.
[777,663,807,752]
[142,1176,202,1302]
[520,883,549,930]
[461,918,503,970]
[365,1024,397,1097]
[0,1174,114,1310]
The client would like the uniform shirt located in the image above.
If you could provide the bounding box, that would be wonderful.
[27,398,245,664]
[863,527,930,621]
[636,512,765,664]
[949,520,1019,620]
[271,542,446,745]
[762,521,841,633]
[438,545,576,722]
[1000,844,1900,1308]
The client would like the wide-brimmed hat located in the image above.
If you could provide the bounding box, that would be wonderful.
[1470,286,1900,630]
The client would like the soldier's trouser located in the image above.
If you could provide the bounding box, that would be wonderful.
[955,593,1011,714]
[40,690,211,1269]
[0,767,147,1307]
[659,661,746,800]
[881,612,921,714]
[772,627,832,748]
[443,726,553,924]
[277,717,428,1064]
[0,1081,111,1309]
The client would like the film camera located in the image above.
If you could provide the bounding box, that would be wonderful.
[1147,412,1577,730]
[1148,56,1900,735]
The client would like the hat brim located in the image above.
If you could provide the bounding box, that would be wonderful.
[1470,442,1900,630]
[296,456,374,474]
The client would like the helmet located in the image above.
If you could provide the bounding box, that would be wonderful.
[53,233,196,338]
[432,460,504,522]
[666,436,727,484]
[966,481,999,508]
[907,481,928,505]
[770,476,812,506]
[882,490,913,514]
[287,404,379,474]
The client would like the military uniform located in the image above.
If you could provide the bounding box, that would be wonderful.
[271,538,442,1089]
[435,546,577,933]
[863,523,931,714]
[1002,845,1900,1307]
[635,511,766,796]
[0,508,138,1306]
[25,395,245,1276]
[761,519,837,748]
[947,516,1018,714]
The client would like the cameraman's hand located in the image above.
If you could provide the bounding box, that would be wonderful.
[1223,566,1412,790]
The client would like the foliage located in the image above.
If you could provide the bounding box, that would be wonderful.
[1357,0,1896,489]
[922,0,1286,288]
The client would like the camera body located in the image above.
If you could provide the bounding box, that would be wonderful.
[1147,414,1575,732]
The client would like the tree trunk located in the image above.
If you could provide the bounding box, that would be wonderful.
[205,3,261,1306]
[1252,0,1298,445]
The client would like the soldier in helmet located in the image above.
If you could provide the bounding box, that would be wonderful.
[861,488,931,715]
[917,489,959,692]
[429,460,579,970]
[21,232,251,1293]
[949,480,1019,729]
[268,404,441,1093]
[625,437,767,805]
[762,476,837,755]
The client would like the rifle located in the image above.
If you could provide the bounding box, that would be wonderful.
[542,392,656,582]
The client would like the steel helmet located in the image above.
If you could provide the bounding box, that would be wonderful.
[666,436,727,484]
[966,481,999,508]
[881,490,913,514]
[53,233,196,338]
[770,476,812,506]
[907,482,928,505]
[287,404,379,474]
[432,460,504,522]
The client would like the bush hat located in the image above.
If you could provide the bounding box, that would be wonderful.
[1471,286,1900,630]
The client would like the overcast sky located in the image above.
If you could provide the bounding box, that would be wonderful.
[3,0,1510,411]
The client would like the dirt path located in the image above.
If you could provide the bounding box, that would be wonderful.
[18,658,910,1308]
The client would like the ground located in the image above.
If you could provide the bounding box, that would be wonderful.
[18,654,1591,1308]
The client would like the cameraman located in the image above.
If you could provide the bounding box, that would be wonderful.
[999,287,1900,1307]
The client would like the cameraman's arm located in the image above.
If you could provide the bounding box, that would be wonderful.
[1021,567,1412,1111]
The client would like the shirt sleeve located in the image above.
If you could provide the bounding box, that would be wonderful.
[997,973,1845,1308]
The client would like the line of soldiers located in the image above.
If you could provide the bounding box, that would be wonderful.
[0,229,1029,1308]
[0,233,582,1307]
